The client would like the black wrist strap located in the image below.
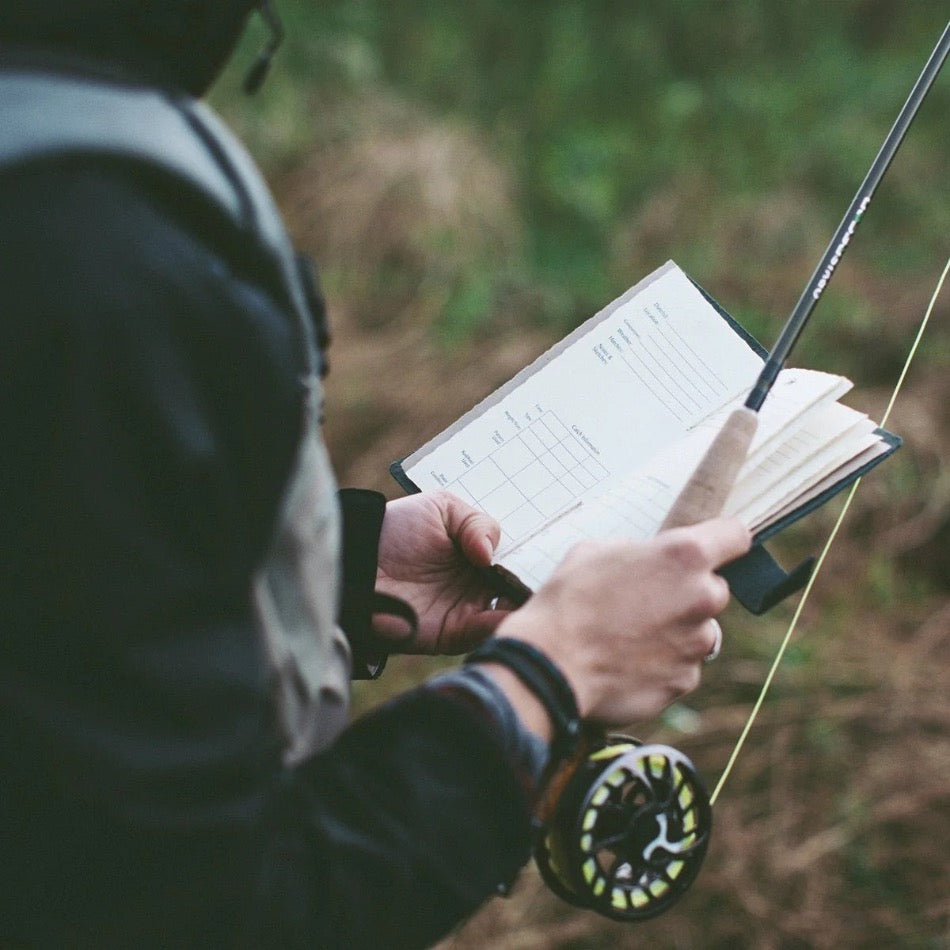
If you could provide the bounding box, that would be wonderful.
[464,638,581,760]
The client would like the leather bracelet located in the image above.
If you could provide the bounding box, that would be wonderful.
[464,637,581,759]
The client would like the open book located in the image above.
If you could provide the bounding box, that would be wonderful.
[391,261,899,595]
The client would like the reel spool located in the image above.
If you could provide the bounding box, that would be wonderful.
[534,735,712,921]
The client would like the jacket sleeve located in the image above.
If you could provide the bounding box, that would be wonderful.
[0,158,538,949]
[252,685,535,950]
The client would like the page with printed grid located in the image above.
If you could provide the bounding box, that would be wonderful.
[396,262,764,551]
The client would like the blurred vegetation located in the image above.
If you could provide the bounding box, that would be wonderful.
[211,2,949,948]
[214,0,947,364]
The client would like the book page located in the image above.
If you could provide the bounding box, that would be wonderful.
[401,261,764,551]
[751,440,891,531]
[750,438,893,533]
[728,409,881,523]
[737,370,852,471]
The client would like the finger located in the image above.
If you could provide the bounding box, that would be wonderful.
[667,516,752,569]
[371,610,418,645]
[682,617,724,663]
[699,572,733,617]
[439,493,502,567]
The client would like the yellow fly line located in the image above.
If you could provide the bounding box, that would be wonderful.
[710,255,950,807]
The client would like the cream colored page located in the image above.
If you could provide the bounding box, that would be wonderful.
[402,262,763,552]
[749,440,889,531]
[726,402,873,515]
[729,414,880,524]
[737,370,852,471]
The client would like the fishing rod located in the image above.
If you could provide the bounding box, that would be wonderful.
[533,20,950,923]
[747,19,950,413]
[662,18,950,531]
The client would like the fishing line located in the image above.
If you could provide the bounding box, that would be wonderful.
[710,255,950,806]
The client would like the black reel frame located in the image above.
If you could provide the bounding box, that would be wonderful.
[533,735,712,922]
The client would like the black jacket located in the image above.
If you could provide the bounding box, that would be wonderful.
[0,58,532,949]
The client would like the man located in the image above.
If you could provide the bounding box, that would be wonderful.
[0,2,750,946]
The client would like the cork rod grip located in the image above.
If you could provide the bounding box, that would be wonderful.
[660,406,758,530]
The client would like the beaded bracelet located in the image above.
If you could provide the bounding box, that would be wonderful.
[464,637,581,760]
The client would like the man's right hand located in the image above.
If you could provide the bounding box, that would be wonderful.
[488,518,751,731]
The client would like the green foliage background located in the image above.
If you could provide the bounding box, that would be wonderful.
[211,3,949,947]
[215,0,947,359]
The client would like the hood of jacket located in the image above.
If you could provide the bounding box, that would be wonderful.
[0,0,259,95]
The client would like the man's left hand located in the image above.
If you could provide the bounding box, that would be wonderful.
[374,491,511,654]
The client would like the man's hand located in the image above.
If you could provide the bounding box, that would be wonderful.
[373,491,511,654]
[374,489,752,731]
[493,518,752,728]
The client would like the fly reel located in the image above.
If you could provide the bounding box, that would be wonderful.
[533,735,712,921]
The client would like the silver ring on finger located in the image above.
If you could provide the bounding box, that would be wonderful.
[704,620,723,663]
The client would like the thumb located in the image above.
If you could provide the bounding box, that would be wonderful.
[440,494,501,567]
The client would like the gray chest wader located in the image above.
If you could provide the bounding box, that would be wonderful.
[0,70,351,764]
